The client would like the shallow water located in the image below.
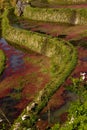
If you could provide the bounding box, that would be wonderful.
[80,57,87,62]
[37,91,77,125]
[0,38,51,129]
[0,38,25,79]
[1,16,87,129]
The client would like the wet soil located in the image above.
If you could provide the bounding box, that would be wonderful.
[0,38,51,127]
[14,18,87,129]
[35,45,87,130]
[15,18,87,130]
[14,18,87,41]
[1,10,87,129]
[31,1,87,8]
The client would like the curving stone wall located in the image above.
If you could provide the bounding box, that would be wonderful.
[23,6,87,25]
[23,6,75,24]
[2,9,77,130]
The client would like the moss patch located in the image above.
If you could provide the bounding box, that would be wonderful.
[0,49,6,75]
[2,9,77,130]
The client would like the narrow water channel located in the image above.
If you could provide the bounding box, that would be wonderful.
[35,45,87,129]
[0,38,51,129]
[0,16,87,129]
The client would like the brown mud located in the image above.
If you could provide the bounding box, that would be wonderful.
[16,19,87,41]
[15,17,87,130]
[1,8,87,129]
[0,38,51,126]
[35,44,87,130]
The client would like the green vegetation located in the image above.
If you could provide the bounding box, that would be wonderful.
[0,0,10,10]
[1,8,77,129]
[1,0,87,130]
[22,5,87,25]
[0,50,6,75]
[51,76,87,130]
[23,6,75,24]
[25,0,87,6]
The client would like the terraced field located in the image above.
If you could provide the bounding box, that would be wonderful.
[0,0,87,130]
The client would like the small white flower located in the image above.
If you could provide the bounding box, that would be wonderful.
[27,102,35,112]
[80,72,86,80]
[80,72,86,76]
[22,115,29,121]
[69,116,74,124]
[71,116,74,121]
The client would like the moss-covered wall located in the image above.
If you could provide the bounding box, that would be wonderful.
[23,6,87,25]
[2,9,74,57]
[2,9,77,130]
[0,17,2,37]
[23,6,75,24]
[75,9,87,25]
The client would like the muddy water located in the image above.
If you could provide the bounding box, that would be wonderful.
[35,46,87,130]
[0,38,51,128]
[1,16,87,129]
[12,18,87,41]
[17,19,87,129]
[10,18,87,129]
[39,91,77,122]
[35,87,78,129]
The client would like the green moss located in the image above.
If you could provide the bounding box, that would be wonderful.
[0,49,6,75]
[22,5,87,25]
[23,6,74,24]
[2,9,77,130]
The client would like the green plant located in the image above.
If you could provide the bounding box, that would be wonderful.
[0,50,6,75]
[51,123,60,130]
[1,123,6,130]
[51,77,87,130]
[2,8,77,130]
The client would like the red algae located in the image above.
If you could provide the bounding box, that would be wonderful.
[1,13,87,129]
[0,39,51,124]
[35,43,87,130]
[59,112,68,124]
[0,88,11,99]
[18,18,87,41]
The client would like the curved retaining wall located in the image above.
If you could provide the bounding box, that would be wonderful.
[23,5,87,25]
[2,9,77,130]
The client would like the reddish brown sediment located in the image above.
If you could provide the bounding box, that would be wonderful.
[59,112,68,124]
[1,6,87,128]
[0,88,11,99]
[0,40,51,123]
[35,44,87,130]
[18,19,87,40]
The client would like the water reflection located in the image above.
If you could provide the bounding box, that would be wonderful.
[0,38,25,80]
